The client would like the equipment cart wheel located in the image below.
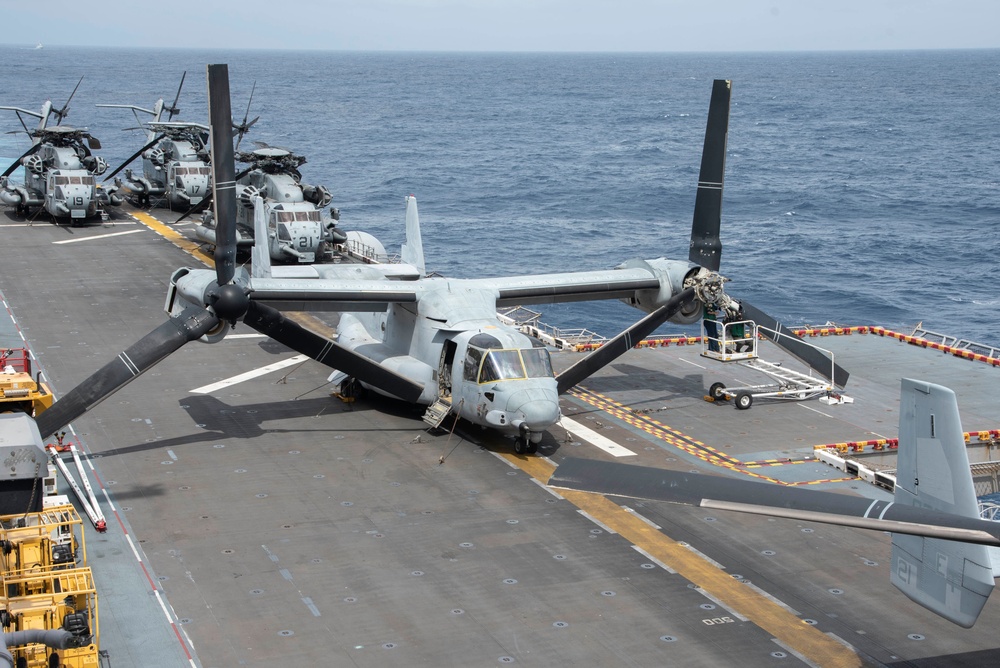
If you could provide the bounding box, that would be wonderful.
[735,391,753,410]
[709,382,728,401]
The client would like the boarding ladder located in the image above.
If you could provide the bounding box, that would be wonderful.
[422,396,453,429]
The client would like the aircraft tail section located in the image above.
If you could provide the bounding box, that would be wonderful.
[251,195,272,279]
[890,378,994,627]
[401,195,426,276]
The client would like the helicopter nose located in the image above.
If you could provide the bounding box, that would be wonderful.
[506,387,560,431]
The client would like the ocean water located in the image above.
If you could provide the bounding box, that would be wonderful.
[1,46,998,345]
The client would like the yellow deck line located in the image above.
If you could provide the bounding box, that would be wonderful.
[128,210,215,266]
[501,452,862,668]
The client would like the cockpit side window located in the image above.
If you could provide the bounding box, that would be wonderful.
[522,348,554,378]
[463,347,483,382]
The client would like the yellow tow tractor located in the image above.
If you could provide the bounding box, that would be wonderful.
[0,349,53,417]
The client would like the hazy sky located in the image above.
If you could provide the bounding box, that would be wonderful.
[6,1,999,52]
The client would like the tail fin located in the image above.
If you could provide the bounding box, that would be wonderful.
[251,195,272,278]
[890,378,994,627]
[400,195,425,276]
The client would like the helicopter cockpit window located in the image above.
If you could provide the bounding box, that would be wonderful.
[463,347,483,382]
[175,167,187,175]
[200,167,211,175]
[294,211,321,222]
[478,350,526,383]
[81,176,94,186]
[522,348,554,378]
[54,176,69,185]
[277,223,291,241]
[69,176,82,184]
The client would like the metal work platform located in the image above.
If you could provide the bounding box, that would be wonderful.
[700,321,839,409]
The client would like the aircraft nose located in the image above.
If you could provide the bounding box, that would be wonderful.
[506,387,560,431]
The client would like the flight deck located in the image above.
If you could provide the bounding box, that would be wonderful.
[1,206,999,667]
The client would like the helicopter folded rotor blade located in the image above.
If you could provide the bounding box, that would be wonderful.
[2,144,39,178]
[242,301,424,403]
[739,300,850,388]
[36,307,221,439]
[166,71,186,121]
[556,287,696,394]
[53,76,84,125]
[102,134,164,183]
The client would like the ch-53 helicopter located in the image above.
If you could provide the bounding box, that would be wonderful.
[193,143,345,264]
[97,73,215,210]
[32,65,998,630]
[37,65,846,455]
[0,78,121,223]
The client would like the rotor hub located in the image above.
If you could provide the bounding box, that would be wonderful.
[211,283,250,322]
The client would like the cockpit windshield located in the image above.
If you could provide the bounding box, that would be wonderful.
[475,348,553,384]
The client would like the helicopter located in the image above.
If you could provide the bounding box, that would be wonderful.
[98,73,214,210]
[0,78,121,224]
[36,66,847,459]
[193,143,346,263]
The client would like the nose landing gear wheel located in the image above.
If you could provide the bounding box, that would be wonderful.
[513,436,538,455]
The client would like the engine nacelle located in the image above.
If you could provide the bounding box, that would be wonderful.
[238,185,262,209]
[165,267,234,344]
[148,148,166,166]
[23,154,44,175]
[617,258,705,325]
[83,155,108,176]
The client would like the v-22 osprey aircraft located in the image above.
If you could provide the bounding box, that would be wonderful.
[37,66,847,458]
[0,78,121,223]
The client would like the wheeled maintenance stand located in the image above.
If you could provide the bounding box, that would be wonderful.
[701,320,843,409]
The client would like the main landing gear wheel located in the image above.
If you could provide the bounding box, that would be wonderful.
[735,391,753,410]
[709,382,728,401]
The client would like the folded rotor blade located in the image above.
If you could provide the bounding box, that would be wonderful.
[207,63,238,286]
[556,287,695,394]
[242,301,424,403]
[102,134,163,183]
[36,307,221,439]
[548,458,1000,547]
[167,71,186,120]
[2,144,39,178]
[54,76,84,125]
[688,79,731,272]
[740,300,850,387]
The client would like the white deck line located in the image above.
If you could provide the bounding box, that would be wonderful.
[558,416,637,457]
[52,229,145,244]
[190,354,309,394]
